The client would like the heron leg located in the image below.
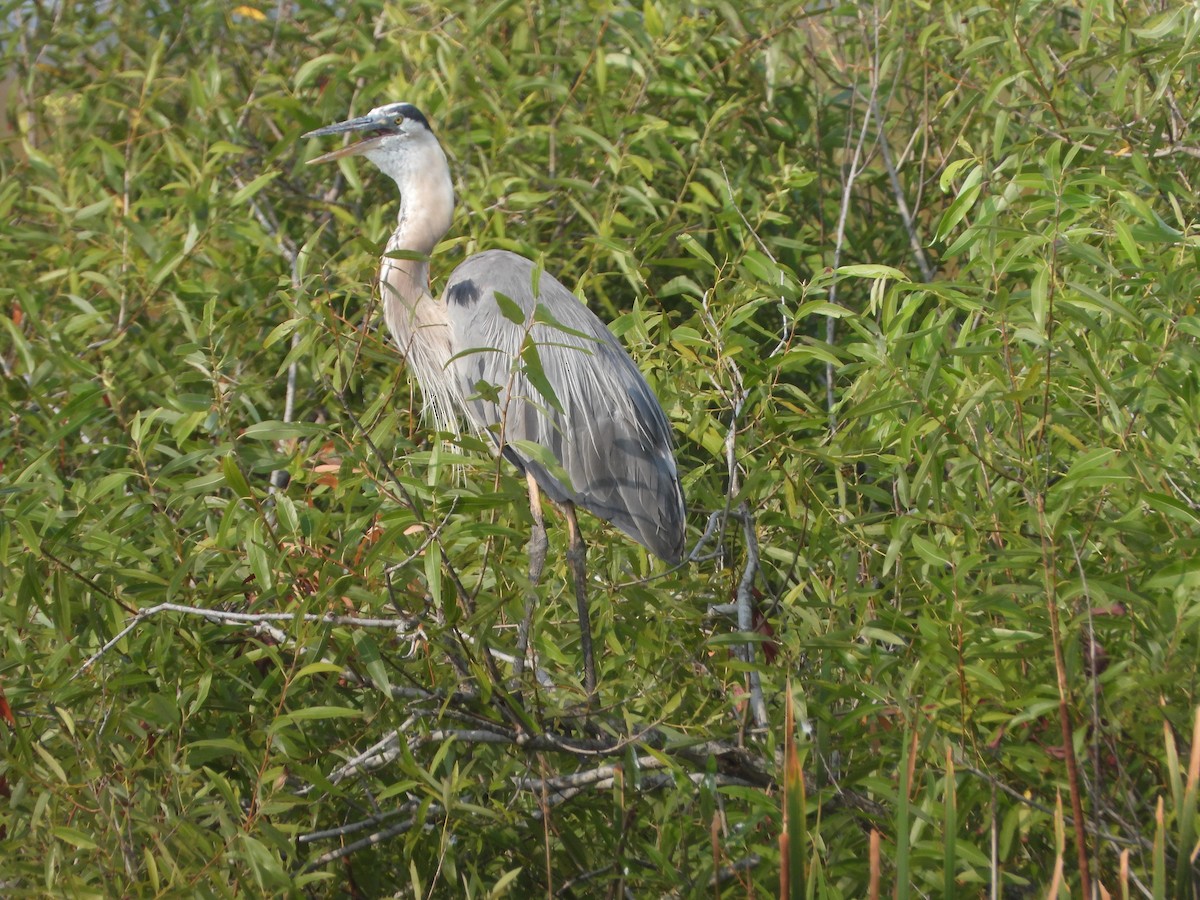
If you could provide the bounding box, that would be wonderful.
[564,502,597,697]
[525,473,549,585]
[515,472,547,681]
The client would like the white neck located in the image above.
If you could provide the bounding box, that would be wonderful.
[370,130,462,431]
[372,133,455,307]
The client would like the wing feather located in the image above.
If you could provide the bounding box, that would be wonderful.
[442,250,685,562]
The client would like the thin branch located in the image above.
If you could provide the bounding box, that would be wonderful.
[293,701,839,874]
[867,91,935,282]
[303,807,442,869]
[384,497,460,574]
[736,504,769,730]
[957,760,1150,855]
[677,510,728,567]
[695,282,768,730]
[719,161,795,359]
[72,602,424,676]
[297,800,420,844]
[530,772,754,817]
[825,6,882,429]
[299,761,754,870]
[708,854,763,889]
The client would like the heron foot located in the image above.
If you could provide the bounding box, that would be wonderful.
[516,517,549,684]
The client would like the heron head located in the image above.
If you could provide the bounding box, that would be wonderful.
[303,102,435,168]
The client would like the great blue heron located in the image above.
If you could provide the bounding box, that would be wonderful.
[303,102,686,693]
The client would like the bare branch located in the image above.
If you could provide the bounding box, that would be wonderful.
[867,92,935,282]
[73,601,426,676]
[302,807,441,869]
[736,505,769,730]
[73,601,552,687]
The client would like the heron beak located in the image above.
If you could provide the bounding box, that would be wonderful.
[303,114,388,165]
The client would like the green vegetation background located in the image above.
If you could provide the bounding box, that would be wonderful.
[2,0,1199,895]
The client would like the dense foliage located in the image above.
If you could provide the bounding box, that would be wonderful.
[3,0,1200,895]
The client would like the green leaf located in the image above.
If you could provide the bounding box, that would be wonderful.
[263,317,304,349]
[533,302,598,341]
[508,439,574,492]
[488,866,524,897]
[294,53,344,91]
[240,420,322,440]
[935,163,984,241]
[294,662,348,680]
[835,264,909,281]
[53,826,99,850]
[677,232,716,267]
[354,632,392,696]
[222,456,253,498]
[231,170,280,205]
[384,248,430,262]
[911,534,950,568]
[520,342,564,413]
[1144,492,1200,527]
[270,706,363,730]
[494,291,526,325]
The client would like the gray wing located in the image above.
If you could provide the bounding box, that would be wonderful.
[442,249,686,563]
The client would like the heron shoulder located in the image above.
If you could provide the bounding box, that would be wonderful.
[444,250,626,345]
[445,250,574,308]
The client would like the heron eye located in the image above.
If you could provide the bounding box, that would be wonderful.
[394,116,405,126]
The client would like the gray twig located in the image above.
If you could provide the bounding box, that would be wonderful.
[867,93,934,282]
[736,503,769,729]
[74,602,548,686]
[73,602,424,676]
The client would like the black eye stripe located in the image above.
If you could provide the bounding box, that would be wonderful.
[380,102,430,131]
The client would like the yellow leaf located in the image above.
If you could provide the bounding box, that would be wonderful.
[232,5,266,20]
